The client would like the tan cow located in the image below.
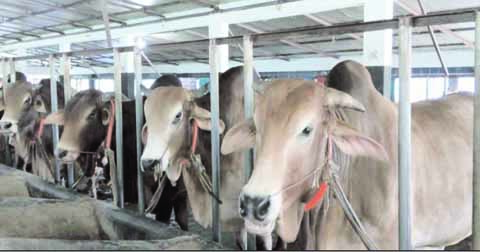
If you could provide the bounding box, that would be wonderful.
[0,80,66,182]
[222,60,472,249]
[141,66,262,247]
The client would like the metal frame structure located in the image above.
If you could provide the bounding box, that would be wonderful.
[1,7,479,249]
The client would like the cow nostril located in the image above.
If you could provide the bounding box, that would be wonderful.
[142,159,158,170]
[57,150,67,159]
[0,122,12,129]
[256,198,270,220]
[239,196,247,218]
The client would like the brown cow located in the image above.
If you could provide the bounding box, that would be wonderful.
[222,60,472,249]
[45,76,189,230]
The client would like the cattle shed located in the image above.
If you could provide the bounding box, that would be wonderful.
[0,0,479,250]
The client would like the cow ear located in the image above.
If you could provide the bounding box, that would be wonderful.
[330,120,389,162]
[102,107,111,126]
[44,110,65,125]
[221,119,256,155]
[191,104,225,134]
[141,124,148,145]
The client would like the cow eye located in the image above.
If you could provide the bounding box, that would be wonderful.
[172,111,182,124]
[301,126,313,137]
[88,111,96,120]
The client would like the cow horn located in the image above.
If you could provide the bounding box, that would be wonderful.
[324,87,365,112]
[252,81,268,94]
[187,84,209,100]
[101,93,131,102]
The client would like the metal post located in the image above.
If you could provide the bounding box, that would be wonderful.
[209,39,222,243]
[9,58,15,83]
[417,0,449,77]
[443,77,449,97]
[62,53,75,188]
[473,11,480,250]
[242,35,256,250]
[2,59,7,106]
[243,35,254,180]
[113,48,124,208]
[49,55,61,183]
[2,59,12,167]
[134,45,145,214]
[89,78,95,90]
[425,77,429,100]
[398,17,413,250]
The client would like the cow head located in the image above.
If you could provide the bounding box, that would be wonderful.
[0,79,65,134]
[0,81,34,134]
[141,86,224,184]
[221,80,388,242]
[45,90,111,163]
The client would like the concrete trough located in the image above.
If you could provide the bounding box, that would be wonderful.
[0,165,224,250]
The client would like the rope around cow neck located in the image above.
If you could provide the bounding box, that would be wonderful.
[264,130,380,250]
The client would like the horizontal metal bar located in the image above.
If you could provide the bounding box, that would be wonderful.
[6,7,479,62]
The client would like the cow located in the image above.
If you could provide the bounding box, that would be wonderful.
[140,66,266,248]
[221,60,472,249]
[44,75,189,230]
[0,79,65,181]
[151,74,182,90]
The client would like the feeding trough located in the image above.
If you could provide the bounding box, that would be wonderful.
[0,165,224,250]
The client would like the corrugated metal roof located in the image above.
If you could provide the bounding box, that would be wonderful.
[0,0,477,67]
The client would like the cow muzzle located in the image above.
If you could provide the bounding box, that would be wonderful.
[56,149,80,163]
[239,192,279,235]
[141,159,159,172]
[0,120,16,134]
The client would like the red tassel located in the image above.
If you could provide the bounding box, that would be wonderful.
[304,182,329,211]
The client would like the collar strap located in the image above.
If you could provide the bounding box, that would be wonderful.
[105,99,115,149]
[305,134,333,212]
[304,182,329,211]
[190,120,199,154]
[35,118,46,139]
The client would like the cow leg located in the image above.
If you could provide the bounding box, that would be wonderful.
[234,227,248,250]
[153,185,174,225]
[273,237,287,250]
[172,192,188,231]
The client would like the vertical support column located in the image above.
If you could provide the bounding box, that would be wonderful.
[89,78,95,90]
[2,59,12,167]
[209,22,230,73]
[242,35,256,250]
[113,48,124,208]
[398,17,413,251]
[209,39,222,243]
[119,37,135,99]
[9,58,15,83]
[2,59,7,100]
[134,45,145,214]
[60,43,73,100]
[62,52,75,188]
[473,11,480,251]
[243,35,254,181]
[363,0,393,98]
[49,55,61,183]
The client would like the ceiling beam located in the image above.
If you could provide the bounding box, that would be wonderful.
[236,23,339,59]
[0,0,363,52]
[304,14,362,40]
[395,0,474,49]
